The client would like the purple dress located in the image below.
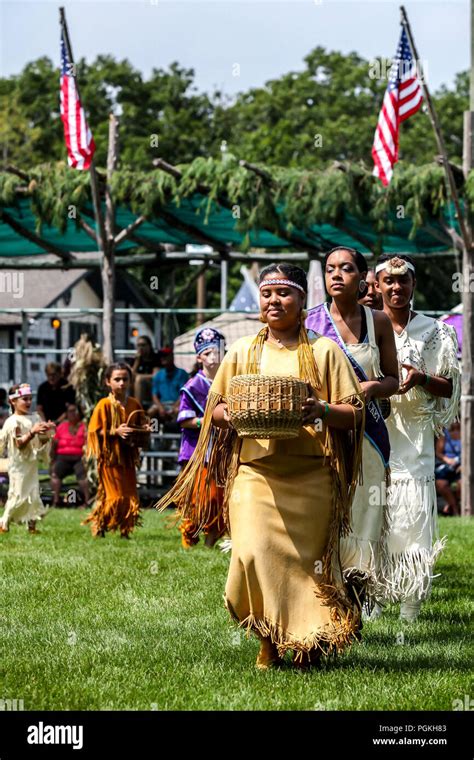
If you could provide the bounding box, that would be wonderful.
[177,370,212,464]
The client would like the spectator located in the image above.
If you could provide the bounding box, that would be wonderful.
[0,388,9,429]
[435,421,461,516]
[149,348,188,423]
[358,269,383,310]
[129,335,162,407]
[50,404,88,507]
[37,362,75,424]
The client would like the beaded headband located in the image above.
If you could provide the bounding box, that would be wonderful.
[9,383,32,400]
[259,278,306,294]
[194,327,226,355]
[375,257,415,276]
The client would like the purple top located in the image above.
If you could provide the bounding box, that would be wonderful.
[177,370,212,464]
[306,303,390,467]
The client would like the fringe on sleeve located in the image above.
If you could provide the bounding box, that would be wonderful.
[401,322,460,437]
[428,323,460,436]
[327,396,366,537]
[86,395,123,465]
[86,401,107,462]
[155,390,240,531]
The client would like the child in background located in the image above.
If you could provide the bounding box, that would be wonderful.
[83,363,149,539]
[0,384,55,534]
[177,327,226,548]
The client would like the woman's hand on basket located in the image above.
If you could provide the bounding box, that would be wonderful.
[116,423,134,440]
[302,395,325,425]
[212,402,233,430]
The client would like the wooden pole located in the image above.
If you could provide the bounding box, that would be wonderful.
[102,114,119,363]
[400,6,470,251]
[196,272,206,326]
[463,113,474,180]
[21,311,28,380]
[401,5,474,515]
[220,258,228,310]
[59,7,109,355]
[459,0,474,516]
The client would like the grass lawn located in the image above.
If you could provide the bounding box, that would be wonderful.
[0,508,472,711]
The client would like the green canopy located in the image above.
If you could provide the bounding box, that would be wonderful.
[0,158,459,261]
[0,197,455,259]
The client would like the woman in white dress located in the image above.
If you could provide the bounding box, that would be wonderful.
[306,247,399,610]
[0,384,55,534]
[375,255,460,621]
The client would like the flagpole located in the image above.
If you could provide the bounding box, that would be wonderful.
[400,5,470,252]
[401,4,474,516]
[59,6,115,362]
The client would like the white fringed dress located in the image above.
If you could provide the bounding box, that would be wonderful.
[0,413,50,528]
[382,314,460,603]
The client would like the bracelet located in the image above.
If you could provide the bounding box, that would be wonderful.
[321,402,330,420]
[196,418,202,429]
[422,373,430,386]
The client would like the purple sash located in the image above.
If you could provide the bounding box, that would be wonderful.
[306,303,390,467]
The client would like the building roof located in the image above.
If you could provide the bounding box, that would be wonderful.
[0,269,89,326]
[173,311,261,372]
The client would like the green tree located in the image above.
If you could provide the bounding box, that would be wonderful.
[0,57,63,166]
[220,48,467,168]
[0,48,467,172]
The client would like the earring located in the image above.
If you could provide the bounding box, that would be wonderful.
[259,313,267,323]
[359,281,366,293]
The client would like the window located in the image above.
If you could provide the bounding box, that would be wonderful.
[69,322,98,346]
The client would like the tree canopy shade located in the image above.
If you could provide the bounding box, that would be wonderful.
[0,156,464,263]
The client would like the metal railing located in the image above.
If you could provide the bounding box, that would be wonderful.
[0,305,461,378]
[0,306,260,378]
[0,430,183,504]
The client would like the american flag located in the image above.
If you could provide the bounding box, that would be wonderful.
[60,30,95,170]
[372,27,423,186]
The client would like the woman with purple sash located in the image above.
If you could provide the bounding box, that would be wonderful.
[306,247,399,609]
[176,327,226,549]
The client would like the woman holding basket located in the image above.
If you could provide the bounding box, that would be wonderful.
[158,264,365,669]
[84,363,149,539]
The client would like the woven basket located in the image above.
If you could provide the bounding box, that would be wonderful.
[227,374,307,439]
[124,409,151,448]
[38,428,55,445]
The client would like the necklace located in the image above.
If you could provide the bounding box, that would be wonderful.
[266,327,299,347]
[394,310,413,339]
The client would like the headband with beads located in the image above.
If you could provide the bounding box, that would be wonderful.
[375,258,415,276]
[9,383,32,400]
[259,278,306,294]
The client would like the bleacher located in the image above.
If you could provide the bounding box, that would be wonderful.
[0,429,181,509]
